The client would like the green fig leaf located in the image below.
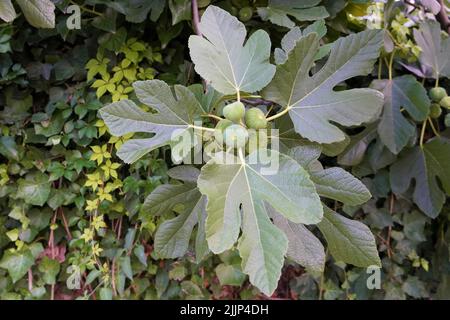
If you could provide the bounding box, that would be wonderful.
[262,30,384,144]
[188,5,275,95]
[371,75,430,154]
[318,206,381,267]
[414,20,450,79]
[390,137,450,218]
[99,80,205,163]
[197,150,322,295]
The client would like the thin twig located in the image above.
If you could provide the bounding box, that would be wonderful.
[112,259,117,297]
[49,212,58,259]
[28,269,33,292]
[117,216,123,240]
[318,249,328,300]
[59,207,72,240]
[436,0,450,34]
[388,49,396,80]
[428,117,440,136]
[404,0,422,11]
[266,106,291,122]
[201,114,223,121]
[265,104,274,117]
[386,194,395,259]
[192,0,202,36]
[419,119,427,148]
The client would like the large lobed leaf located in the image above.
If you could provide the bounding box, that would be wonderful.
[257,0,329,28]
[390,137,450,218]
[99,80,205,163]
[337,123,379,166]
[270,207,325,274]
[262,30,384,144]
[318,206,381,267]
[188,6,275,95]
[286,145,379,268]
[274,20,329,65]
[414,20,450,79]
[371,75,430,154]
[273,116,350,157]
[289,145,372,206]
[197,150,322,295]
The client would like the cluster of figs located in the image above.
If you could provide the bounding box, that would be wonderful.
[429,86,450,118]
[213,101,268,151]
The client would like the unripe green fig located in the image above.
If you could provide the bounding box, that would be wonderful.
[445,114,450,127]
[223,101,245,122]
[246,129,268,153]
[223,124,248,149]
[231,0,250,8]
[440,96,450,109]
[430,103,442,118]
[245,108,267,129]
[214,119,233,145]
[429,87,447,102]
[239,7,253,22]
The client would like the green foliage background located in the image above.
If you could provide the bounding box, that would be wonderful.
[1,0,450,300]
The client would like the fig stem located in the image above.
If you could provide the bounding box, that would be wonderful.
[266,106,292,122]
[191,125,215,132]
[201,114,223,121]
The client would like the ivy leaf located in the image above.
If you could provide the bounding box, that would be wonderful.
[141,166,208,259]
[0,0,16,23]
[390,138,450,218]
[197,150,322,295]
[99,80,205,163]
[270,206,325,274]
[16,0,55,29]
[318,207,381,267]
[371,75,430,154]
[289,146,371,206]
[38,256,60,285]
[262,30,384,144]
[17,172,51,206]
[0,249,35,283]
[257,0,329,28]
[0,136,19,161]
[188,5,275,95]
[413,20,450,79]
